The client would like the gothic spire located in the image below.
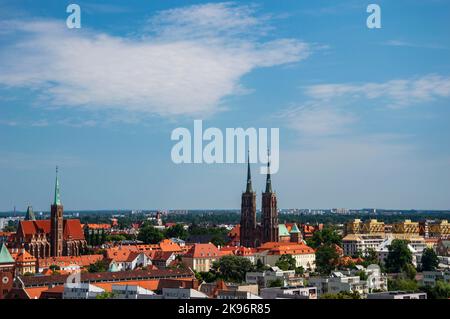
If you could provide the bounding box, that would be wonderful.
[54,166,61,206]
[246,151,253,193]
[25,206,36,221]
[265,149,272,193]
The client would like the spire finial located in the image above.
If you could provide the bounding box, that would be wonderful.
[54,166,61,206]
[246,150,253,193]
[265,149,272,193]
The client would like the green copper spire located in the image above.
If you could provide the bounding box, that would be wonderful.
[290,223,301,233]
[54,166,61,206]
[265,149,272,193]
[246,151,253,193]
[0,243,14,264]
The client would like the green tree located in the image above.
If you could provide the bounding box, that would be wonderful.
[404,263,417,280]
[295,266,305,275]
[268,278,284,287]
[421,280,450,299]
[385,240,413,273]
[421,248,439,271]
[211,235,226,247]
[362,248,379,267]
[212,255,254,283]
[88,260,109,273]
[106,234,127,242]
[307,226,342,249]
[100,229,107,244]
[137,224,164,244]
[388,278,419,292]
[96,291,116,299]
[315,244,339,275]
[49,264,60,271]
[255,259,269,272]
[275,254,296,271]
[320,291,361,299]
[165,224,188,240]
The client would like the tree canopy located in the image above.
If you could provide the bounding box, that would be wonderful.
[275,254,296,271]
[421,248,439,271]
[315,244,339,275]
[306,226,342,249]
[137,223,164,244]
[212,255,255,283]
[385,240,413,273]
[164,224,188,240]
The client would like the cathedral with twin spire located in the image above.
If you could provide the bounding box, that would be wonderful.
[240,152,279,248]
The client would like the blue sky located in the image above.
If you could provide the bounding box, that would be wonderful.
[0,0,449,211]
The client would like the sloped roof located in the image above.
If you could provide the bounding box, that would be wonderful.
[290,223,301,233]
[257,242,315,255]
[184,243,220,258]
[159,239,182,252]
[39,254,103,268]
[279,224,290,237]
[0,243,15,264]
[17,219,84,241]
[16,249,37,263]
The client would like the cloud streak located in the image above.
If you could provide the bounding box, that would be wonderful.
[303,74,450,108]
[277,74,450,137]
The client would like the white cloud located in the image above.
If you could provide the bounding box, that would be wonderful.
[277,103,357,137]
[303,74,450,108]
[382,39,446,50]
[277,74,450,137]
[0,3,310,118]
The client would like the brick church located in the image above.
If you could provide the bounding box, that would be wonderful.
[240,152,281,248]
[12,168,87,258]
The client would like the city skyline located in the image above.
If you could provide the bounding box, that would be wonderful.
[1,0,450,211]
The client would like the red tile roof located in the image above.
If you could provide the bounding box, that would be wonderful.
[39,255,103,268]
[16,249,37,263]
[84,223,111,230]
[257,242,315,255]
[184,243,220,258]
[17,219,85,241]
[159,239,182,252]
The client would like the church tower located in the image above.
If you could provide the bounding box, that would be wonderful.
[50,167,64,257]
[261,151,278,243]
[240,152,257,247]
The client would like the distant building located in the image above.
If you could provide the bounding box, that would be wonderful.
[217,290,261,299]
[254,242,316,271]
[10,249,36,275]
[0,243,15,299]
[421,270,450,287]
[309,271,369,297]
[111,284,157,299]
[37,254,104,273]
[162,288,208,299]
[260,286,317,299]
[63,283,105,299]
[436,239,450,257]
[12,169,86,258]
[392,220,420,237]
[428,220,450,238]
[367,291,427,299]
[246,266,304,288]
[342,234,385,256]
[182,243,220,272]
[7,269,195,299]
